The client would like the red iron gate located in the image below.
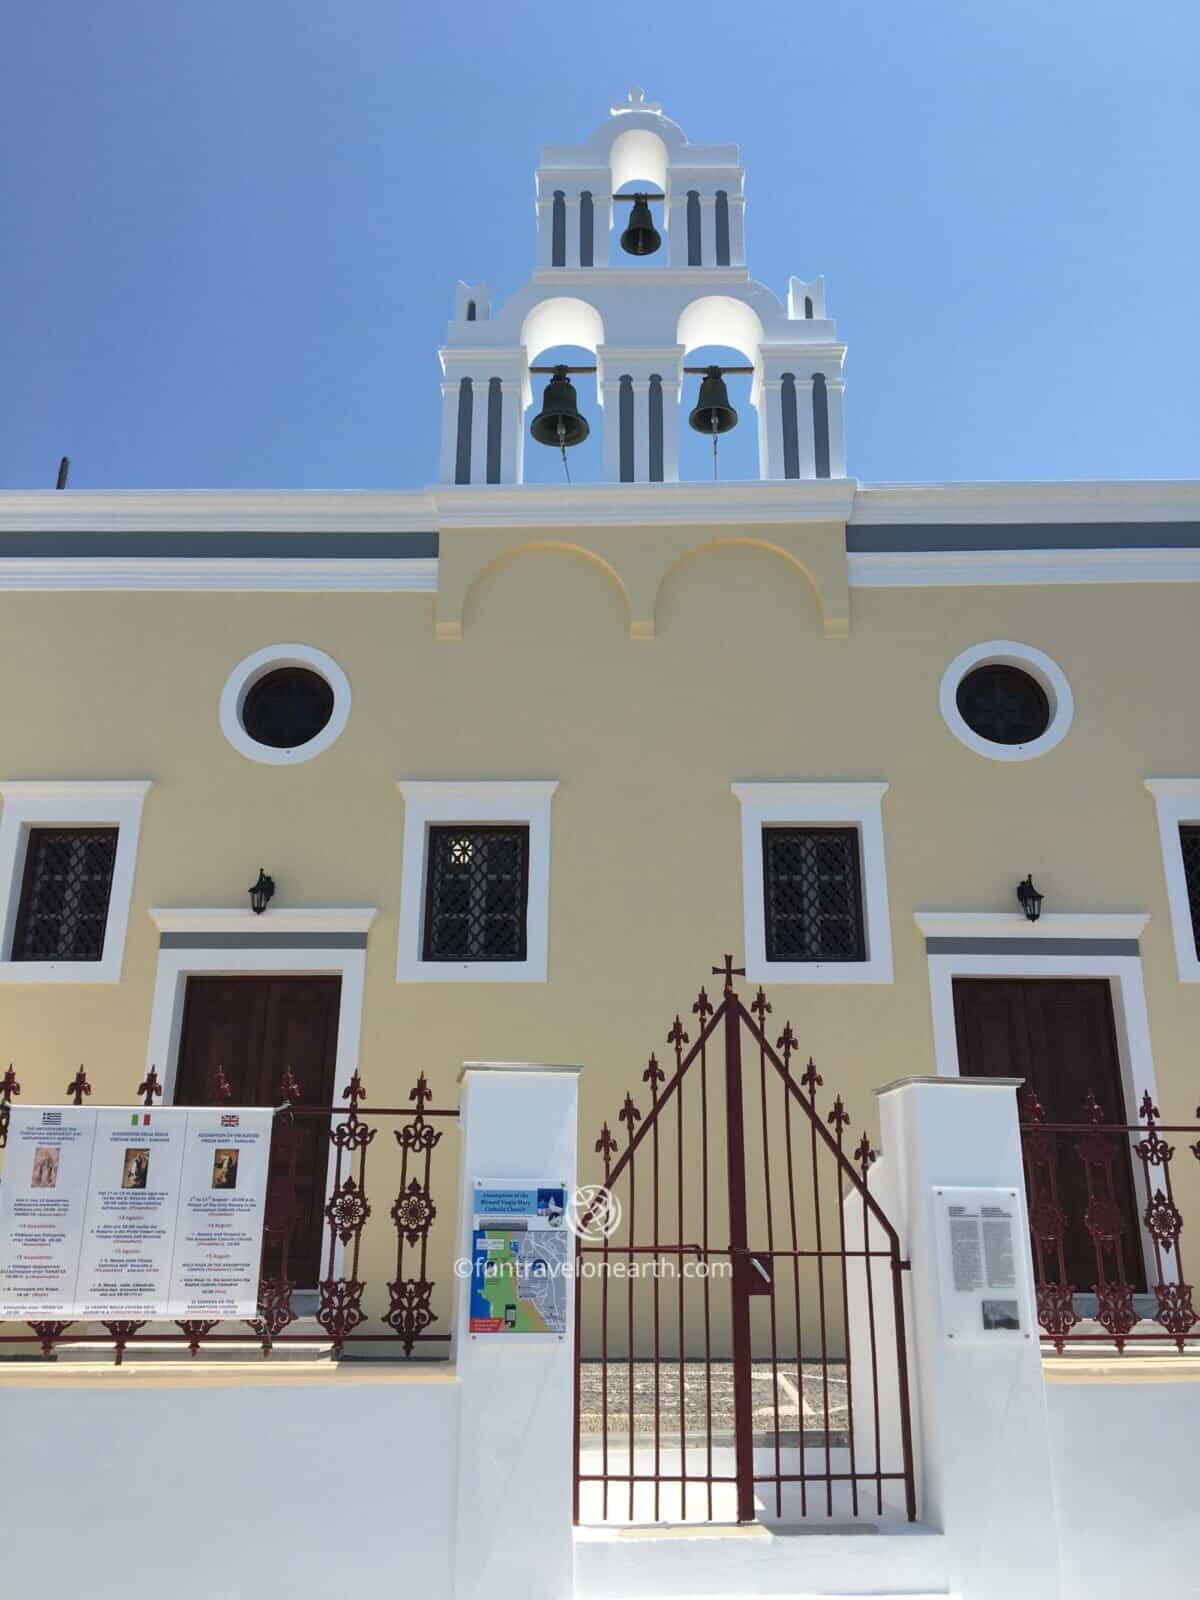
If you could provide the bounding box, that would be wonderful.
[573,960,915,1526]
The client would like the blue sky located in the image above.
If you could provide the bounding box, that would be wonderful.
[1,0,1195,490]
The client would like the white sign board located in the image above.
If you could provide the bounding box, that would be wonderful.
[933,1186,1029,1343]
[0,1105,274,1321]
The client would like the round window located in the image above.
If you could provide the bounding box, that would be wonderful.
[241,667,334,750]
[219,645,351,766]
[955,664,1050,746]
[939,641,1073,763]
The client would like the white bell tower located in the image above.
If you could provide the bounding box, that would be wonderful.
[438,90,847,486]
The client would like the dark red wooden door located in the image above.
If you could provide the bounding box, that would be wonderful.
[953,977,1144,1292]
[174,976,341,1287]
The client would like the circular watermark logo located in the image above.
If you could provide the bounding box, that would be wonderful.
[568,1183,622,1241]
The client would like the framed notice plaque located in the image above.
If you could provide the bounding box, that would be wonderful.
[933,1186,1029,1343]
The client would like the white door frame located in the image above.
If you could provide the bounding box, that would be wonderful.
[145,907,377,1106]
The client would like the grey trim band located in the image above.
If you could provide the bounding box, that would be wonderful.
[925,937,1140,957]
[0,531,438,559]
[160,932,368,951]
[847,522,1200,554]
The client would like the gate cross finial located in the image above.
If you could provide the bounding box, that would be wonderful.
[711,954,745,995]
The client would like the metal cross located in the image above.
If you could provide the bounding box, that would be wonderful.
[711,954,746,994]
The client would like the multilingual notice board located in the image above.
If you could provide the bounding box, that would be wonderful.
[0,1105,274,1321]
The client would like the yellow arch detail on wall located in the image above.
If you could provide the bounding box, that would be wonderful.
[649,533,848,639]
[438,538,632,641]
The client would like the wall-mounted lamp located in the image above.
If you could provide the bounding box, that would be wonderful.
[248,868,275,916]
[1016,874,1044,923]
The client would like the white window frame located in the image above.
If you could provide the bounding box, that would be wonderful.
[1144,779,1200,981]
[0,780,153,983]
[219,643,352,766]
[939,640,1074,763]
[732,781,893,984]
[395,781,558,983]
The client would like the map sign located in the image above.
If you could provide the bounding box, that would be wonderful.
[0,1105,274,1321]
[469,1183,568,1337]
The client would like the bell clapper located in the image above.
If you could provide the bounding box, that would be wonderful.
[712,413,719,481]
[557,418,571,483]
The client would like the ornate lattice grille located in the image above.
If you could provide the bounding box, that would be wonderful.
[955,664,1050,745]
[423,826,529,961]
[762,826,865,962]
[1181,826,1200,957]
[12,828,118,962]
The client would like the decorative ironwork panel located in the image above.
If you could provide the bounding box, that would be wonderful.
[423,825,529,961]
[761,827,865,962]
[1181,826,1200,957]
[11,828,117,962]
[955,664,1050,745]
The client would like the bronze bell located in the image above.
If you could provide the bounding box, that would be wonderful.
[530,366,590,449]
[619,193,662,256]
[688,366,738,435]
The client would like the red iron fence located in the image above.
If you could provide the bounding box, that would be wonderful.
[1020,1086,1200,1352]
[0,1062,458,1364]
[573,960,916,1527]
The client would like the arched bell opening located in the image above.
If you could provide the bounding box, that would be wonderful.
[677,344,759,483]
[521,344,604,486]
[609,181,665,267]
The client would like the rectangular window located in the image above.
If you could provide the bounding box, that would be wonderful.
[12,827,119,962]
[762,826,865,963]
[1181,825,1200,957]
[422,825,530,962]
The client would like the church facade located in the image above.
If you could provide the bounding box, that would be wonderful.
[2,92,1200,1312]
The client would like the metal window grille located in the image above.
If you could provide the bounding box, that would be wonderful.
[423,825,529,962]
[241,667,334,750]
[762,826,866,962]
[12,828,118,962]
[955,664,1050,745]
[1181,826,1200,957]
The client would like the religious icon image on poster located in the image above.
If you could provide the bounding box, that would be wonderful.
[981,1298,1020,1331]
[121,1148,150,1189]
[31,1147,60,1189]
[211,1148,239,1190]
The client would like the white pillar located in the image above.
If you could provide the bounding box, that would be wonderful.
[499,377,524,485]
[871,1076,1062,1600]
[665,193,689,266]
[439,378,461,485]
[758,377,786,480]
[700,194,718,267]
[726,193,747,266]
[825,376,847,477]
[589,196,613,267]
[659,370,682,483]
[470,379,491,485]
[453,1063,581,1600]
[535,196,555,268]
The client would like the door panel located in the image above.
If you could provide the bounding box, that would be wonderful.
[953,977,1144,1292]
[175,976,341,1287]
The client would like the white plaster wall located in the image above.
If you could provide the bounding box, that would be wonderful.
[1047,1376,1200,1600]
[0,1372,459,1600]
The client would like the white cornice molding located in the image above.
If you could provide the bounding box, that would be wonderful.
[148,907,378,934]
[851,481,1200,525]
[732,780,889,805]
[0,558,437,592]
[849,548,1200,587]
[914,912,1150,940]
[431,480,859,529]
[396,779,560,801]
[0,491,438,534]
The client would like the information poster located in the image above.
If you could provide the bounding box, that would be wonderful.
[933,1185,1027,1342]
[469,1182,568,1337]
[0,1105,274,1321]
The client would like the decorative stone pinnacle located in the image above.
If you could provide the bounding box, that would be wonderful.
[612,85,661,115]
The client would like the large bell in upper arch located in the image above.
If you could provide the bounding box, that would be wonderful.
[529,366,590,449]
[688,367,738,435]
[619,194,662,257]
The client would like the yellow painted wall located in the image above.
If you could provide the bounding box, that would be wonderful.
[1,537,1198,1344]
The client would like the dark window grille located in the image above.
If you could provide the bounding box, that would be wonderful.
[762,827,866,962]
[12,828,118,962]
[423,826,529,962]
[1181,826,1200,957]
[241,667,334,750]
[956,664,1050,745]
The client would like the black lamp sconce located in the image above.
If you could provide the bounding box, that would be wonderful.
[248,868,276,916]
[1016,874,1044,923]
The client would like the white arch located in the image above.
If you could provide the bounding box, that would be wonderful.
[520,297,606,362]
[610,128,669,193]
[676,295,765,361]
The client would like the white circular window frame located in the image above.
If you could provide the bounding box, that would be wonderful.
[939,640,1074,763]
[220,643,351,766]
